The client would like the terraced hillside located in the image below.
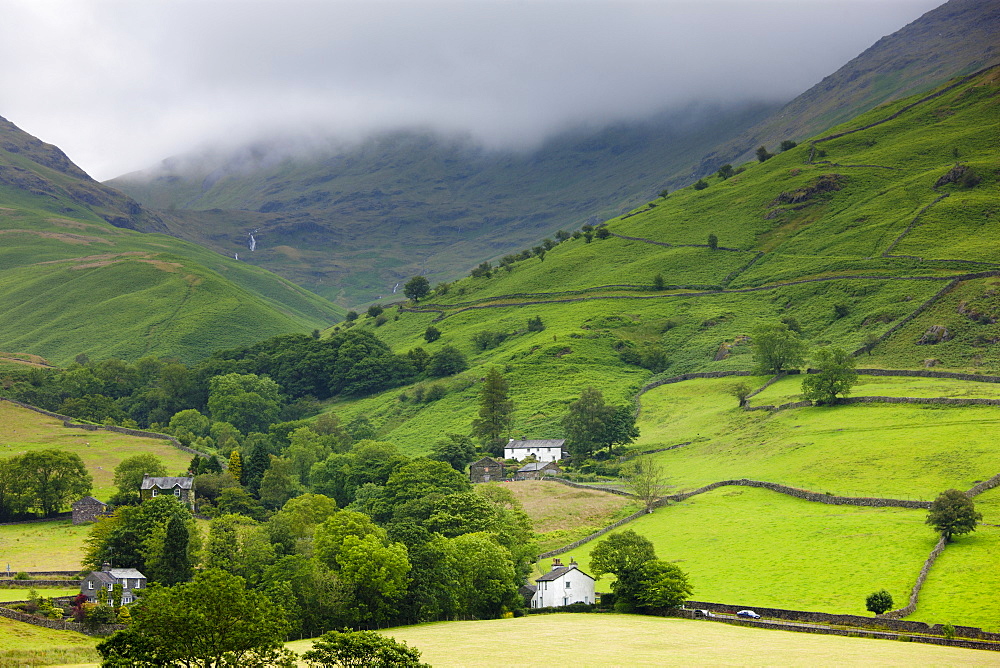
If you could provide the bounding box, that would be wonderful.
[0,118,344,365]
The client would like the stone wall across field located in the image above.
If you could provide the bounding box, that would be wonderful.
[658,479,930,509]
[884,535,949,619]
[686,600,1000,643]
[0,397,215,462]
[0,605,123,636]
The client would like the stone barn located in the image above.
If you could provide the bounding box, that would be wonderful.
[469,457,505,483]
[72,496,109,524]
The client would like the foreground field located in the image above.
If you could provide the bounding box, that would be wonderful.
[285,614,998,667]
[0,616,98,668]
[0,401,194,500]
[0,587,78,602]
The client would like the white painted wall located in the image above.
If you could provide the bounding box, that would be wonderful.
[531,566,595,608]
[505,445,563,463]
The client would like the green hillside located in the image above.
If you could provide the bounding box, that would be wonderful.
[0,119,344,365]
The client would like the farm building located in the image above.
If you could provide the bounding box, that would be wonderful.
[81,563,146,605]
[514,461,561,480]
[504,439,565,463]
[469,457,505,483]
[531,558,595,608]
[140,475,195,510]
[71,496,109,524]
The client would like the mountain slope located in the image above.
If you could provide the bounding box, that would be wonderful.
[0,117,344,365]
[326,66,999,451]
[698,0,1000,172]
[108,104,776,305]
[108,0,999,309]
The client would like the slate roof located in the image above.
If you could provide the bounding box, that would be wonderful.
[506,439,566,449]
[140,476,194,490]
[73,496,107,507]
[109,568,145,580]
[517,462,556,472]
[536,565,594,582]
[471,457,502,467]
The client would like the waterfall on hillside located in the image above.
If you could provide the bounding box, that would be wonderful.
[234,252,239,260]
[392,282,399,294]
[248,229,259,251]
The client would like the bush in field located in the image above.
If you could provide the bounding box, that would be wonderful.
[866,589,894,615]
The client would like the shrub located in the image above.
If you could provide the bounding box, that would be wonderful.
[707,233,718,250]
[366,304,383,318]
[14,572,30,580]
[756,146,774,162]
[470,262,492,279]
[865,589,894,614]
[472,331,508,351]
[374,315,388,327]
[693,179,709,190]
[595,227,611,240]
[780,140,797,151]
[652,274,665,291]
[941,623,956,639]
[345,311,358,322]
[424,384,447,402]
[424,326,441,343]
[527,316,545,332]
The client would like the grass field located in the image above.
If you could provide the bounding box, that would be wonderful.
[751,374,1000,406]
[502,480,638,553]
[284,614,999,667]
[0,521,90,572]
[551,487,936,619]
[0,401,194,500]
[636,377,1000,499]
[0,616,98,668]
[0,588,78,602]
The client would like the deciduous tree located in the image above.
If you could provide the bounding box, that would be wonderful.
[801,347,857,404]
[866,589,893,614]
[302,630,427,667]
[927,489,982,541]
[403,276,431,303]
[589,530,656,612]
[751,322,806,374]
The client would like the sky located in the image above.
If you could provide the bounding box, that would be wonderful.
[0,0,944,181]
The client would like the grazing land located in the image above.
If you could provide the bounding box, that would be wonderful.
[0,521,90,572]
[502,480,638,553]
[0,588,78,602]
[0,401,194,500]
[285,614,998,667]
[0,616,98,668]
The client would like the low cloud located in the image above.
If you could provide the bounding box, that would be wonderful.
[0,0,942,180]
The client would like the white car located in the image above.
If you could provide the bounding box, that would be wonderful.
[736,610,761,619]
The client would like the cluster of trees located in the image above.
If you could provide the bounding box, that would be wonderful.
[749,322,859,404]
[96,570,428,667]
[0,449,92,520]
[87,442,535,635]
[590,530,692,613]
[0,329,470,434]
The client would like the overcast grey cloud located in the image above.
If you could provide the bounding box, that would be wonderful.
[0,0,943,180]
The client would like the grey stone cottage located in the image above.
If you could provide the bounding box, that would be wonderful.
[81,563,146,605]
[140,475,195,511]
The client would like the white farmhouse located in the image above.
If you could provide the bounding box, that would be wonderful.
[504,439,565,463]
[530,558,596,608]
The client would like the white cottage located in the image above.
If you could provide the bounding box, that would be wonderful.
[504,439,565,463]
[531,558,595,608]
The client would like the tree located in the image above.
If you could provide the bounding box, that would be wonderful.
[780,140,797,152]
[866,589,894,615]
[112,454,167,504]
[635,560,692,610]
[750,322,806,374]
[450,532,520,619]
[403,275,431,303]
[96,569,292,667]
[228,450,243,483]
[716,164,734,180]
[595,227,611,240]
[526,315,545,332]
[207,373,283,435]
[926,489,982,541]
[726,382,752,406]
[707,233,718,250]
[259,456,302,510]
[562,388,637,459]
[16,450,92,517]
[367,304,384,318]
[143,513,193,585]
[589,530,656,612]
[84,495,192,572]
[426,345,468,377]
[756,145,773,162]
[471,367,514,454]
[622,458,668,512]
[302,630,427,667]
[423,326,441,343]
[429,434,478,472]
[693,179,709,190]
[801,347,857,404]
[658,189,669,199]
[243,440,271,496]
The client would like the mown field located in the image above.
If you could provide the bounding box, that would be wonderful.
[0,521,91,572]
[0,616,98,668]
[0,401,193,500]
[284,614,999,667]
[0,587,78,602]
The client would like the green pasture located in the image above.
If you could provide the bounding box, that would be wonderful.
[636,377,1000,498]
[750,373,1000,406]
[0,401,193,500]
[0,588,78,602]
[285,613,998,667]
[0,521,90,571]
[553,487,933,618]
[0,616,98,668]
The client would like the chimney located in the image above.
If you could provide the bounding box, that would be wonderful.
[569,558,578,569]
[551,558,563,571]
[101,562,112,572]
